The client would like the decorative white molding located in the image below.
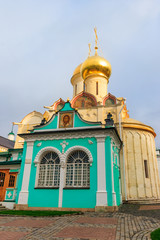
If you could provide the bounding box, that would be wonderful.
[36,126,102,133]
[60,161,66,168]
[58,167,65,207]
[7,192,12,198]
[22,129,121,150]
[25,159,32,164]
[12,153,18,161]
[34,146,62,166]
[60,141,69,153]
[26,141,34,146]
[36,142,42,147]
[96,136,108,206]
[96,137,105,143]
[88,140,93,144]
[64,146,93,164]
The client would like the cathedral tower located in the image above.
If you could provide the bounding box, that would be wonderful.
[71,28,112,103]
[81,54,111,103]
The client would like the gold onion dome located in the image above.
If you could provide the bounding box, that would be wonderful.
[81,55,112,81]
[71,63,83,85]
[73,63,82,76]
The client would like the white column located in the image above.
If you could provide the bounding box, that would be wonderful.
[111,142,117,206]
[58,161,65,207]
[96,137,108,206]
[118,154,122,203]
[18,141,34,204]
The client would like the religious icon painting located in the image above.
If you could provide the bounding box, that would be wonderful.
[59,112,74,128]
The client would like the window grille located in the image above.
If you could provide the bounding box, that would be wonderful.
[8,175,15,187]
[0,172,5,187]
[66,150,90,188]
[37,152,60,187]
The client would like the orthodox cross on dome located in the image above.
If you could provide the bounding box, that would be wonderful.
[94,27,98,56]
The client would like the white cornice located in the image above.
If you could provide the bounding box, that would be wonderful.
[33,125,102,133]
[24,129,121,149]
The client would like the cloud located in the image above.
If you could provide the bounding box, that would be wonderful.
[132,0,160,19]
[0,0,160,148]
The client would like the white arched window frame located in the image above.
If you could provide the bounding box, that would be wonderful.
[34,147,62,188]
[64,146,93,188]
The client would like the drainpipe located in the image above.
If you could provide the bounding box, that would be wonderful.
[119,99,127,201]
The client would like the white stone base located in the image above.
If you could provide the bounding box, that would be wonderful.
[0,202,15,209]
[112,192,117,206]
[96,191,108,206]
[18,191,29,204]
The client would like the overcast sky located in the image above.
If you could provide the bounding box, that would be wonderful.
[0,0,160,148]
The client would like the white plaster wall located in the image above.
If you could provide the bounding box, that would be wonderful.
[122,129,160,201]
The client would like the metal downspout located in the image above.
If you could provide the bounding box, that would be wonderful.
[119,100,127,201]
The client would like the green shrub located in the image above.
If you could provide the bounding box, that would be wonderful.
[151,228,160,240]
[0,210,81,217]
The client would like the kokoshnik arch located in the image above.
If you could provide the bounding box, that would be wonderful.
[0,30,159,211]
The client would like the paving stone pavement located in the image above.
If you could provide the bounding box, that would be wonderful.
[0,206,160,240]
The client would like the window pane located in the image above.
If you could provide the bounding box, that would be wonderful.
[8,175,15,187]
[66,150,90,188]
[37,151,60,187]
[144,160,149,178]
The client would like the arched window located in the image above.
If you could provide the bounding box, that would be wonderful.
[37,152,60,188]
[65,150,90,188]
[96,82,98,95]
[75,84,77,95]
[105,98,115,106]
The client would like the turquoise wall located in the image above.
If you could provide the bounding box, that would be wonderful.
[27,137,97,208]
[62,137,97,208]
[28,139,60,207]
[105,138,121,206]
[35,115,58,130]
[74,114,100,128]
[113,145,121,206]
[17,136,121,208]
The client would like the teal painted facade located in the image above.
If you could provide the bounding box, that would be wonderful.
[15,102,122,209]
[62,137,97,208]
[0,148,22,204]
[112,145,121,206]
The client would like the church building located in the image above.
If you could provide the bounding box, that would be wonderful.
[0,30,159,210]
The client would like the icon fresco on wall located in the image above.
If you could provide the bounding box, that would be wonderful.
[105,98,115,107]
[73,96,96,108]
[59,112,74,128]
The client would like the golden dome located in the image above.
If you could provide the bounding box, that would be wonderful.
[71,63,83,85]
[81,55,112,80]
[73,63,82,76]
